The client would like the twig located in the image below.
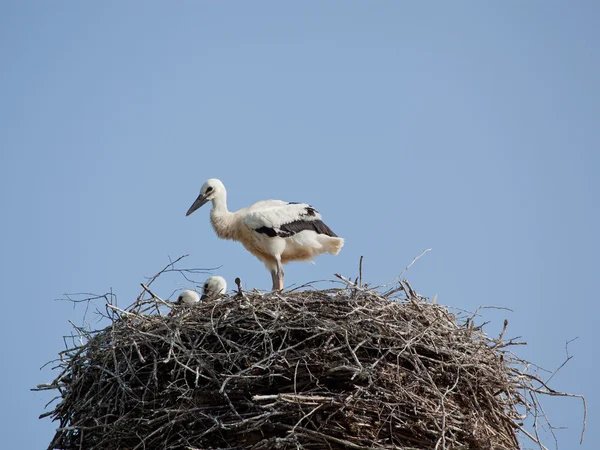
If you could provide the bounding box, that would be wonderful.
[358,255,364,288]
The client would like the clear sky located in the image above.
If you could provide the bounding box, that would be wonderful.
[1,1,597,448]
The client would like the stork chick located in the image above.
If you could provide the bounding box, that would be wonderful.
[186,178,344,291]
[176,290,200,306]
[201,275,227,300]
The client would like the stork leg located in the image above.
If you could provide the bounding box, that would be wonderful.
[270,269,279,291]
[267,257,285,291]
[277,266,284,291]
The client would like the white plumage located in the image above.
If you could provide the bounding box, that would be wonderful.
[201,275,228,299]
[186,178,344,291]
[177,289,200,306]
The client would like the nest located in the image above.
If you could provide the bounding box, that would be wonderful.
[38,280,582,450]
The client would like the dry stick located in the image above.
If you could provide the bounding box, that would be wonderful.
[379,248,432,291]
[291,404,324,433]
[359,255,364,287]
[529,389,587,444]
[545,337,578,385]
[345,330,364,369]
[253,394,332,404]
[438,368,462,450]
[334,272,356,287]
[140,283,165,303]
[294,360,300,395]
[517,421,549,450]
[400,248,432,276]
[286,279,345,292]
[280,424,374,450]
[498,319,509,341]
[134,254,191,303]
[146,254,189,288]
[106,303,138,318]
[531,390,560,450]
[140,283,174,314]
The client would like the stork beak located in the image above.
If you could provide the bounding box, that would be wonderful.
[186,193,209,216]
[200,294,208,300]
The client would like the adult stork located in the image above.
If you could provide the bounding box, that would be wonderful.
[201,275,227,300]
[186,178,344,291]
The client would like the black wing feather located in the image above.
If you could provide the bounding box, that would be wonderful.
[280,219,337,237]
[255,219,338,238]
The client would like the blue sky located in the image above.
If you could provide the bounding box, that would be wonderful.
[1,2,597,448]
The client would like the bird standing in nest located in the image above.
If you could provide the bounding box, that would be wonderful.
[186,178,344,291]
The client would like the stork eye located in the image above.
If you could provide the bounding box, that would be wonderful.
[206,187,213,193]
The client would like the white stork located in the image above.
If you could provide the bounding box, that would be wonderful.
[201,275,228,300]
[176,289,200,306]
[186,178,344,291]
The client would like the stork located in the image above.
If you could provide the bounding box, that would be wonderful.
[176,289,200,306]
[186,178,344,291]
[201,275,227,300]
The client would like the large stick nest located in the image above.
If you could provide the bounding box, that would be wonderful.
[39,280,581,450]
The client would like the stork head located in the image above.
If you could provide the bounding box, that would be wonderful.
[176,289,200,306]
[201,276,227,300]
[186,178,226,216]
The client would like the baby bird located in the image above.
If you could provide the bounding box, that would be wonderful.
[176,289,200,306]
[201,276,227,300]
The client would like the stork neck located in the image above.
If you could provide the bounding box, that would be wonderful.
[210,194,228,214]
[209,196,236,240]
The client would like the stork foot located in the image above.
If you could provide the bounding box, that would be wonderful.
[271,279,284,291]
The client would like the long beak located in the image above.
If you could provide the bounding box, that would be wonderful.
[186,193,209,216]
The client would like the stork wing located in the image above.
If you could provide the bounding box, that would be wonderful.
[243,202,338,238]
[244,199,290,212]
